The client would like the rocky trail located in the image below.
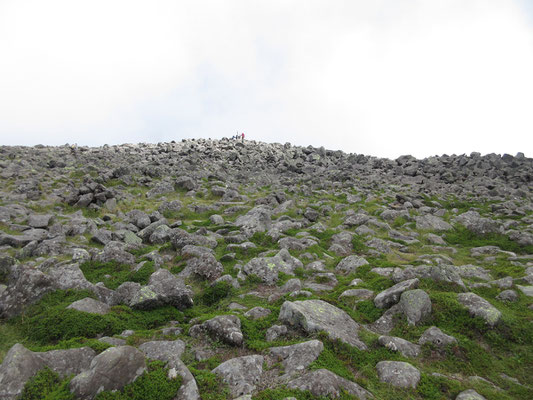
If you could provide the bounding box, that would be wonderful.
[0,138,532,399]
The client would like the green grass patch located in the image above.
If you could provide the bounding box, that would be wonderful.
[19,367,74,400]
[445,225,533,254]
[79,261,154,290]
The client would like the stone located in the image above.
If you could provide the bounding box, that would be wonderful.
[244,306,272,319]
[189,315,243,346]
[454,211,501,235]
[339,288,374,301]
[98,337,126,346]
[130,269,193,310]
[268,340,323,376]
[186,253,224,281]
[235,205,272,237]
[378,336,421,358]
[138,339,186,366]
[376,361,420,389]
[27,214,54,228]
[287,369,372,399]
[496,289,518,302]
[266,324,288,342]
[398,289,431,325]
[455,389,487,400]
[67,297,110,315]
[94,241,136,265]
[279,300,367,350]
[335,255,369,273]
[374,278,419,309]
[415,215,452,231]
[70,346,147,399]
[0,344,96,400]
[242,249,303,285]
[517,285,533,297]
[457,292,502,327]
[212,355,264,397]
[418,326,457,348]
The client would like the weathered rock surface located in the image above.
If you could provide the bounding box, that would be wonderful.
[189,315,244,346]
[376,361,420,388]
[287,369,372,399]
[70,346,146,399]
[457,292,502,327]
[279,300,367,350]
[268,340,324,376]
[212,355,264,397]
[374,278,419,309]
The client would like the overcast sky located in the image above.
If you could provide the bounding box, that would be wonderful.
[1,0,532,158]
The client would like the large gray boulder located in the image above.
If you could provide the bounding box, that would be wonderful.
[0,344,95,400]
[70,346,147,399]
[212,355,264,398]
[335,255,369,273]
[279,300,367,350]
[129,269,193,310]
[374,278,419,309]
[268,340,324,376]
[376,361,420,388]
[287,369,372,399]
[242,249,303,285]
[185,253,223,281]
[454,211,501,235]
[235,205,272,237]
[457,292,501,327]
[398,289,431,325]
[189,315,243,346]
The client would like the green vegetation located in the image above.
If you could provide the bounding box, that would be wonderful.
[19,367,74,400]
[446,226,533,254]
[12,290,182,345]
[79,261,154,290]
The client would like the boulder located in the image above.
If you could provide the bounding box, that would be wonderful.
[454,211,501,235]
[212,355,264,398]
[244,306,272,320]
[265,324,288,342]
[418,326,457,348]
[415,215,452,231]
[457,292,501,327]
[189,315,243,346]
[185,253,223,281]
[130,269,193,310]
[455,389,487,400]
[242,249,303,285]
[287,369,372,399]
[235,206,272,237]
[27,214,54,228]
[398,289,431,325]
[67,297,110,315]
[335,255,369,273]
[378,336,421,358]
[374,278,419,309]
[0,344,95,400]
[376,361,420,388]
[70,346,147,399]
[279,300,367,350]
[268,340,324,376]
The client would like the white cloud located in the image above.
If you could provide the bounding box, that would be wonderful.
[0,0,532,158]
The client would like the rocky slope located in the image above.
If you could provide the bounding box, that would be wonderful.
[0,138,532,400]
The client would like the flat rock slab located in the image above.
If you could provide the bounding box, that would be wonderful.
[138,340,186,368]
[287,369,372,399]
[374,278,419,309]
[212,355,263,398]
[189,315,243,346]
[268,340,324,376]
[376,361,420,388]
[67,297,110,315]
[279,300,367,350]
[335,255,369,273]
[398,289,431,325]
[457,292,502,327]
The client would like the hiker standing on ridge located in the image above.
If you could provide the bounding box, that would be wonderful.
[241,132,245,142]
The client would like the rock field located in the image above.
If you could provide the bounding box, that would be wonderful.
[0,138,532,399]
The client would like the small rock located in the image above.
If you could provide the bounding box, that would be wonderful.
[457,292,502,327]
[66,297,110,315]
[455,389,487,400]
[377,336,421,358]
[398,289,431,325]
[418,326,457,348]
[374,278,419,309]
[212,355,264,397]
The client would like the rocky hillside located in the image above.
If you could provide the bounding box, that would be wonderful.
[0,139,532,400]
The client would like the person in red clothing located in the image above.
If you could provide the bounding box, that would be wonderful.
[241,132,245,141]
